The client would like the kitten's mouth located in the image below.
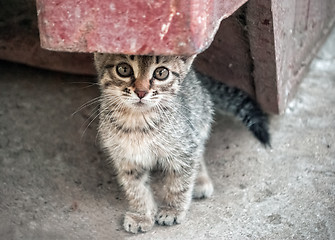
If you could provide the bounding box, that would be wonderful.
[130,98,156,110]
[134,101,146,107]
[133,100,154,111]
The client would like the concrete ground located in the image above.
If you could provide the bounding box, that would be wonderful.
[1,29,334,240]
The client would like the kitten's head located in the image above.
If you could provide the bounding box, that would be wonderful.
[94,54,195,112]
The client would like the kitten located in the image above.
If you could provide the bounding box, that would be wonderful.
[94,54,270,234]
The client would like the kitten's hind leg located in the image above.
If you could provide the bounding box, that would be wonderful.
[116,164,157,234]
[193,158,214,199]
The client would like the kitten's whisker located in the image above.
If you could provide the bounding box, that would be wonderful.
[164,98,208,129]
[68,81,98,85]
[79,84,100,90]
[158,98,196,131]
[80,97,119,139]
[94,102,117,143]
[68,81,100,89]
[156,102,180,137]
[141,113,157,132]
[80,106,101,139]
[163,97,193,112]
[99,96,127,131]
[83,98,120,139]
[105,101,125,126]
[72,96,102,117]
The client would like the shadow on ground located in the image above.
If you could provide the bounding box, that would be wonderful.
[1,29,335,240]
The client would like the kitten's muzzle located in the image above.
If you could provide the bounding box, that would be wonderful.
[134,78,150,99]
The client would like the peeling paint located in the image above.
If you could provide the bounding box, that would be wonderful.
[36,0,248,55]
[109,3,116,11]
[159,0,177,40]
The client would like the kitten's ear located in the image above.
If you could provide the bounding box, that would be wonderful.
[94,52,107,72]
[181,55,197,71]
[181,55,196,64]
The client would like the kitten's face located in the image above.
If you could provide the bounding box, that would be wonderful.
[94,54,195,112]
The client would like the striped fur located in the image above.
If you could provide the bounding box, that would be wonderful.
[94,54,270,234]
[197,71,270,146]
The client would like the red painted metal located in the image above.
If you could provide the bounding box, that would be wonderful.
[36,0,247,55]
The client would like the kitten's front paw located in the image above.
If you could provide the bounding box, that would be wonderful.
[123,212,155,234]
[155,208,186,226]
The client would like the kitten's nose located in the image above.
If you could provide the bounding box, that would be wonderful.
[135,90,148,99]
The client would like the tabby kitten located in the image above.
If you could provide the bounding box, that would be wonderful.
[94,54,270,234]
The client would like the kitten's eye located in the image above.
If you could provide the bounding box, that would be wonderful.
[153,67,169,80]
[116,63,133,77]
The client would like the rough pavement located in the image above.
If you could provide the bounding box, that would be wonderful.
[0,29,334,240]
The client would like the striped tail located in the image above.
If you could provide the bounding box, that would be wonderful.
[197,71,271,147]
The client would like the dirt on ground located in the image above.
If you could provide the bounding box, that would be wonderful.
[0,30,334,240]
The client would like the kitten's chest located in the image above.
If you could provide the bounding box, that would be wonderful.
[100,112,172,166]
